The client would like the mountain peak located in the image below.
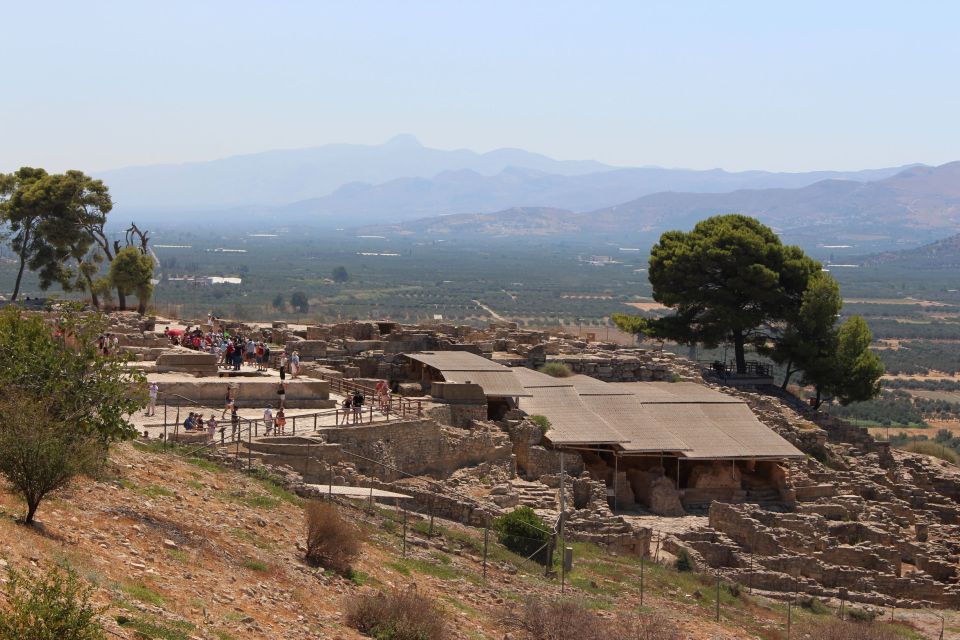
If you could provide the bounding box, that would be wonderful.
[383,133,423,148]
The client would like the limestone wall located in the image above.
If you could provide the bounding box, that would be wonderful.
[313,419,513,481]
[157,380,331,408]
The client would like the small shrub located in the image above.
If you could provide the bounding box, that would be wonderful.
[674,548,694,572]
[528,415,551,434]
[346,585,446,640]
[510,597,608,639]
[493,507,551,565]
[797,619,899,640]
[846,607,878,623]
[625,611,684,640]
[798,596,830,614]
[305,501,362,574]
[0,564,106,640]
[242,559,269,572]
[538,363,572,378]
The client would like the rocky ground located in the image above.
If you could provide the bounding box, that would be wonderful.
[2,441,954,639]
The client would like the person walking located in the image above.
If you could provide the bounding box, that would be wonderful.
[263,406,274,435]
[276,382,286,410]
[275,408,286,435]
[290,351,300,379]
[221,386,235,419]
[340,396,352,425]
[230,406,240,438]
[206,414,218,441]
[351,390,364,424]
[279,353,287,381]
[147,382,159,417]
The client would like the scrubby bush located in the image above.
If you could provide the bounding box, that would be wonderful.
[0,396,105,525]
[798,619,899,640]
[528,415,551,434]
[493,507,551,565]
[538,363,572,378]
[305,501,362,574]
[674,548,694,572]
[346,585,446,640]
[0,564,105,640]
[625,612,684,640]
[511,597,607,639]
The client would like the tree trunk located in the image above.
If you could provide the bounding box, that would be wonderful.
[12,253,27,301]
[780,360,794,390]
[117,291,127,311]
[24,500,38,525]
[733,329,747,374]
[82,272,100,309]
[813,386,823,410]
[137,296,147,315]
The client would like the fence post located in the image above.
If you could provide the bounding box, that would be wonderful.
[247,422,252,471]
[305,443,311,481]
[220,428,225,446]
[369,405,373,424]
[418,400,422,416]
[368,485,374,513]
[328,468,333,498]
[336,408,339,425]
[715,571,720,622]
[640,552,644,607]
[292,416,297,435]
[483,526,489,580]
[402,510,408,558]
[163,423,168,450]
[314,414,317,430]
[164,402,167,428]
[429,497,435,536]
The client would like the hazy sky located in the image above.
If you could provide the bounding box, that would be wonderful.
[3,1,959,173]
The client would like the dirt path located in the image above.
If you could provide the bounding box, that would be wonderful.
[472,299,506,321]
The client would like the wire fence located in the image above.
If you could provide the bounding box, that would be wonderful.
[133,392,950,639]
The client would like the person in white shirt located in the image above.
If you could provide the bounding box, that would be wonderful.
[147,382,159,416]
[263,407,274,435]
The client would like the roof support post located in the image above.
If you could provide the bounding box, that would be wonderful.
[613,453,619,513]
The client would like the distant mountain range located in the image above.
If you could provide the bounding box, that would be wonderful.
[97,134,609,210]
[359,162,960,248]
[98,134,913,214]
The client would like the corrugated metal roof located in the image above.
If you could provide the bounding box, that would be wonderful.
[441,370,531,398]
[515,366,803,459]
[404,352,530,397]
[577,394,691,452]
[511,367,575,388]
[569,375,634,395]
[405,351,506,371]
[521,385,625,445]
[609,382,743,403]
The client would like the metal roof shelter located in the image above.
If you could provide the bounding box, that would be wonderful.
[403,351,531,398]
[514,367,802,460]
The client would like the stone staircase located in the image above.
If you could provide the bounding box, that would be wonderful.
[510,480,558,510]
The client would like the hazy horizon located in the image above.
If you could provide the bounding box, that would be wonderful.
[3,1,960,174]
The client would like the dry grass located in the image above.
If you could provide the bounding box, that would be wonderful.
[901,441,959,464]
[304,500,362,574]
[623,612,685,640]
[345,585,447,640]
[511,597,608,639]
[508,596,684,640]
[797,619,901,640]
